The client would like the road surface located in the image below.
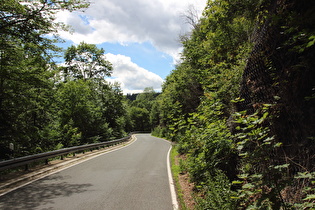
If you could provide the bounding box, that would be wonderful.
[0,134,174,210]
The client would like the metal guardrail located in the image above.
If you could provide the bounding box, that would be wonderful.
[0,134,136,172]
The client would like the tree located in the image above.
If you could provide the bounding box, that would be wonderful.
[96,82,127,138]
[0,41,56,157]
[129,107,150,132]
[64,42,112,80]
[60,43,126,139]
[132,87,156,110]
[125,87,160,132]
[56,79,113,145]
[0,0,89,42]
[0,0,90,158]
[155,0,315,208]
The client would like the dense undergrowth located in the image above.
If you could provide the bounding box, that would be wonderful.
[153,0,315,208]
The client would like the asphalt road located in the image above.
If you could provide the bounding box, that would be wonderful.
[0,134,174,210]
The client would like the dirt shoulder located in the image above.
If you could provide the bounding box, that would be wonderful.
[173,152,196,209]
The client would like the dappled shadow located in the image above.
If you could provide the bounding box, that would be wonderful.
[0,174,92,210]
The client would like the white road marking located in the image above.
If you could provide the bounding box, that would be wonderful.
[0,136,138,197]
[167,145,179,210]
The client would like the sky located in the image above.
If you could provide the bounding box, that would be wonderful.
[55,0,207,94]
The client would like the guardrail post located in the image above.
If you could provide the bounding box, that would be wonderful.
[25,164,29,171]
[45,159,49,165]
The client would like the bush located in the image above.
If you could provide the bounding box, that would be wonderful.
[195,170,237,210]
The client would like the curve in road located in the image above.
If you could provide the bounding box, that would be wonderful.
[0,134,176,210]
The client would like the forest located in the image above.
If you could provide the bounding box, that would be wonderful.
[0,0,158,159]
[1,0,315,208]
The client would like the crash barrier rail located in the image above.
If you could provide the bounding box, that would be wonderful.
[0,132,145,172]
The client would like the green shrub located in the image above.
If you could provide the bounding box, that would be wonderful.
[195,170,237,210]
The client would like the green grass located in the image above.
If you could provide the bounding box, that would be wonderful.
[170,146,189,210]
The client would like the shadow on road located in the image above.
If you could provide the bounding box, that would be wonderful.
[0,174,92,210]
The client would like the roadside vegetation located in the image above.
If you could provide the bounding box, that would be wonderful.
[153,0,315,208]
[0,0,159,160]
[170,146,187,209]
[1,0,315,208]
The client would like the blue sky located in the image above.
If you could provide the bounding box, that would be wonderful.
[100,42,173,79]
[55,0,207,94]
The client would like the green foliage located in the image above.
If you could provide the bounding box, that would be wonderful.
[56,78,126,145]
[154,0,315,209]
[125,87,160,132]
[195,171,237,210]
[182,111,237,185]
[60,119,82,147]
[292,172,315,209]
[0,40,56,156]
[64,42,112,80]
[0,0,89,51]
[232,105,291,209]
[153,0,256,207]
[128,106,150,131]
[0,0,129,158]
[151,126,170,139]
[161,63,203,115]
[170,147,188,210]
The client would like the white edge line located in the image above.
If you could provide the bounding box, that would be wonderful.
[167,145,179,210]
[0,135,138,197]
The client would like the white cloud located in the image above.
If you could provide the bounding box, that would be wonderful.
[55,0,207,59]
[105,53,164,94]
[55,0,207,94]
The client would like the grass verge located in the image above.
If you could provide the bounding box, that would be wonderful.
[170,146,187,210]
